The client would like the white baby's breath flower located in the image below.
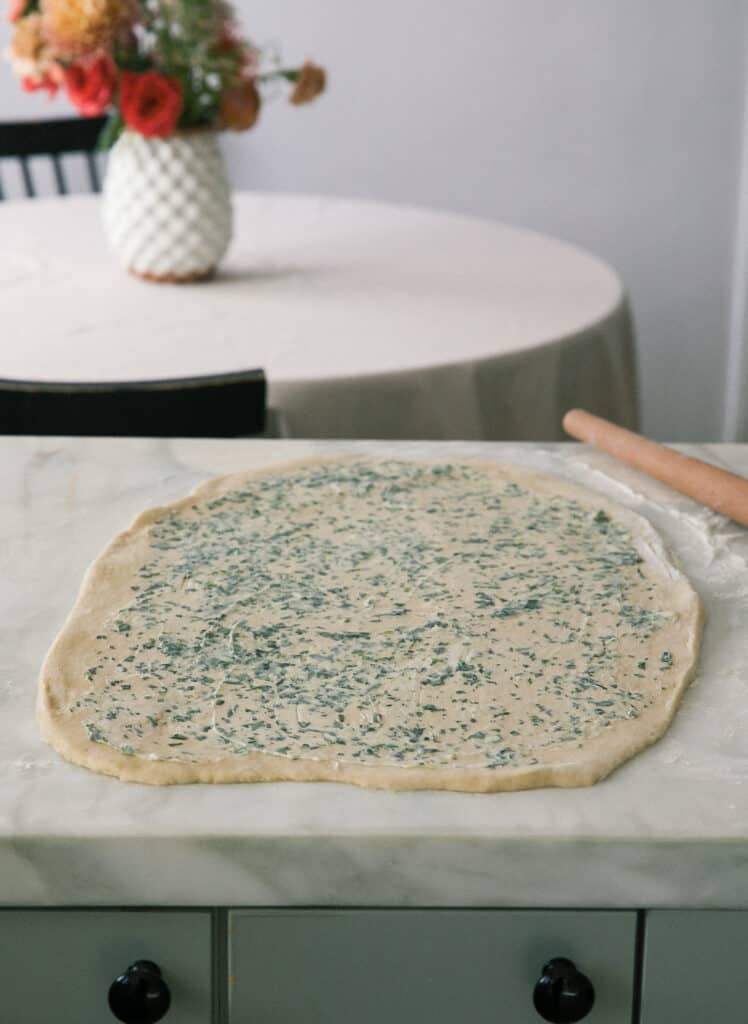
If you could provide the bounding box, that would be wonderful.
[133,23,157,53]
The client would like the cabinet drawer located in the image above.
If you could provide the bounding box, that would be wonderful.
[0,910,212,1024]
[642,910,748,1022]
[229,909,636,1023]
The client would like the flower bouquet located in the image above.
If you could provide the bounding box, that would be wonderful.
[5,0,326,280]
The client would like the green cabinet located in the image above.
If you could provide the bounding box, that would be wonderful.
[4,906,745,1021]
[0,910,212,1024]
[228,909,637,1023]
[641,910,748,1023]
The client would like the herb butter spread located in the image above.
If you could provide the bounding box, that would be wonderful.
[38,457,704,790]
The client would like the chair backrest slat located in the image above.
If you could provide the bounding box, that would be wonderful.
[51,153,67,195]
[19,155,34,198]
[85,152,101,193]
[0,116,106,200]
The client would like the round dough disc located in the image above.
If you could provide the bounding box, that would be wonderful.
[38,457,704,790]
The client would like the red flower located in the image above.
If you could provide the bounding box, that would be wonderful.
[22,72,59,97]
[64,53,116,116]
[119,70,183,138]
[7,0,25,22]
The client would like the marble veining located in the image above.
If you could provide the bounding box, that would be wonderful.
[1,437,748,907]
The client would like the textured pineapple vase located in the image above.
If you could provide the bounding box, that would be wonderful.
[102,130,233,283]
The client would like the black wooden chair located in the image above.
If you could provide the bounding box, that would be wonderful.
[0,370,267,438]
[0,115,106,199]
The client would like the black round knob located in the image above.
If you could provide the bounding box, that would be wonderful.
[108,960,171,1024]
[533,957,595,1023]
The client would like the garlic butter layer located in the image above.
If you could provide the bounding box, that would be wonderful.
[66,459,693,771]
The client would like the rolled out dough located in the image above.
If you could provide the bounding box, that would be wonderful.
[38,457,704,790]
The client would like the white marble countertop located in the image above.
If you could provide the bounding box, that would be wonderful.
[2,437,747,909]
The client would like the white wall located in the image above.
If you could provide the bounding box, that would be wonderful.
[2,0,747,441]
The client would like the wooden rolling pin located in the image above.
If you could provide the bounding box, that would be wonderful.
[563,408,748,529]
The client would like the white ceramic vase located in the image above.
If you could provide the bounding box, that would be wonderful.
[102,129,233,282]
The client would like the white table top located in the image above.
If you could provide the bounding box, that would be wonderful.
[0,193,623,384]
[2,437,747,908]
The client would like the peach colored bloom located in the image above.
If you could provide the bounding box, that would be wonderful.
[7,9,63,88]
[42,0,131,59]
[10,12,47,61]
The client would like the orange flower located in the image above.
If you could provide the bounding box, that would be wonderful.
[64,52,116,116]
[22,70,59,96]
[289,61,326,106]
[219,78,261,131]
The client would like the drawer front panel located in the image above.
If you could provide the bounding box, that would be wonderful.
[0,910,212,1024]
[229,909,636,1023]
[642,910,748,1022]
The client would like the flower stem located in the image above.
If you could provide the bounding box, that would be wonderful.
[257,67,300,84]
[97,110,124,151]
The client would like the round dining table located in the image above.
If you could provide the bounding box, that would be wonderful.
[0,192,638,440]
